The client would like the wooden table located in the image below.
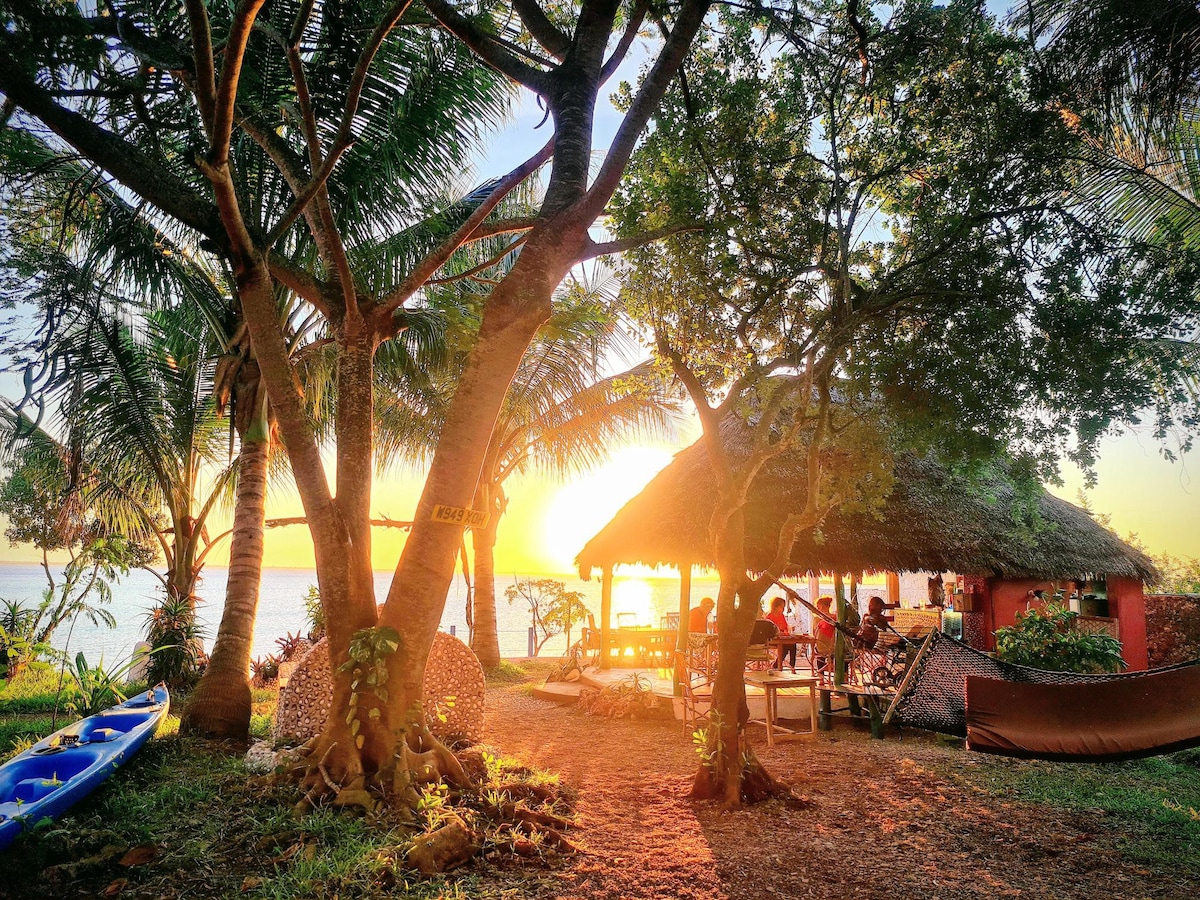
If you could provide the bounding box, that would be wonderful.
[767,635,817,671]
[744,670,819,748]
[607,627,676,666]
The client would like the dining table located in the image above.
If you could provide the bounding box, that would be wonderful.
[767,634,817,671]
[744,669,819,748]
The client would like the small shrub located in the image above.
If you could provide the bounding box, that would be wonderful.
[303,584,325,642]
[486,661,532,684]
[62,652,148,717]
[577,673,660,718]
[995,602,1125,673]
[274,631,309,662]
[251,654,281,688]
[144,594,205,689]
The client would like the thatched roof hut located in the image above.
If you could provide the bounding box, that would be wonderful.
[576,420,1157,583]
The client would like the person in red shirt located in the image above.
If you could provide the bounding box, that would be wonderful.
[765,596,797,670]
[812,595,836,672]
[688,596,715,634]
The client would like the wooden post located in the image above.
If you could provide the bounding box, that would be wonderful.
[834,572,847,687]
[843,572,861,715]
[807,573,821,605]
[675,563,692,696]
[886,571,901,607]
[600,566,613,670]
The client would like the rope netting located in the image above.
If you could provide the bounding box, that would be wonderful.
[885,630,1199,737]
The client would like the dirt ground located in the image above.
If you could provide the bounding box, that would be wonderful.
[485,685,1193,900]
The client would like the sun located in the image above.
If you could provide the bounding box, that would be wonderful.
[611,578,655,627]
[540,445,675,573]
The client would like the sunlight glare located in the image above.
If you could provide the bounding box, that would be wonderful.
[541,446,674,572]
[612,578,655,627]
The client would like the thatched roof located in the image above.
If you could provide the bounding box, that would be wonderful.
[576,420,1157,583]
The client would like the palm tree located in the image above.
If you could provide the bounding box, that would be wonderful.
[36,303,233,608]
[378,273,680,669]
[0,117,473,736]
[1020,2,1200,406]
[1017,0,1200,128]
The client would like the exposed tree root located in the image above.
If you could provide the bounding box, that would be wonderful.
[690,731,795,807]
[407,814,478,875]
[280,724,577,875]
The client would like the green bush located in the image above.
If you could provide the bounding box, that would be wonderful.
[995,602,1125,673]
[145,594,205,689]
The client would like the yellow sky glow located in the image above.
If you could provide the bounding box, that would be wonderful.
[1,425,1196,575]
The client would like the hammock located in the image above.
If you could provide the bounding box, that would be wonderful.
[885,630,1200,753]
[965,666,1200,761]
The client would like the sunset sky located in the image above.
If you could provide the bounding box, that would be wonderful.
[2,10,1198,576]
[4,414,1195,576]
[195,424,1200,575]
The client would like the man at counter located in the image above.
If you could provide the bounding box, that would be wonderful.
[689,596,716,634]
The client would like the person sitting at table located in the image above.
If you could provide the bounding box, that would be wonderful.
[812,595,836,671]
[855,595,889,650]
[765,596,797,670]
[688,596,715,634]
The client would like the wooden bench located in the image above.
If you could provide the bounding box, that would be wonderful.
[817,683,896,738]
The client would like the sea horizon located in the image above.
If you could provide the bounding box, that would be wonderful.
[0,560,897,666]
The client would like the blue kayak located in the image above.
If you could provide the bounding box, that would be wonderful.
[0,685,170,851]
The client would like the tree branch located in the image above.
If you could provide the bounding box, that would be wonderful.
[0,52,224,244]
[183,0,218,135]
[266,516,415,529]
[600,0,650,84]
[577,0,711,223]
[580,223,703,259]
[267,253,337,319]
[466,217,540,240]
[512,0,571,60]
[374,138,554,325]
[423,0,551,92]
[264,0,414,251]
[427,236,527,285]
[210,0,269,166]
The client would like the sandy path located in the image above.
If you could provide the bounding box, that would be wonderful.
[484,685,1195,900]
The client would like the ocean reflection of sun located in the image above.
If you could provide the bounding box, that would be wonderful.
[540,446,674,573]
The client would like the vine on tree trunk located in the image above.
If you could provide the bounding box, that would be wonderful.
[339,625,401,749]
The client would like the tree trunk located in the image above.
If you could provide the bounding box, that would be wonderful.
[231,262,383,794]
[470,503,502,670]
[690,509,791,807]
[181,437,269,739]
[376,236,579,738]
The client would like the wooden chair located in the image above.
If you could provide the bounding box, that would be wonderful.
[676,651,713,734]
[744,619,779,671]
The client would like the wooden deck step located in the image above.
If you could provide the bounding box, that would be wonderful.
[531,681,584,705]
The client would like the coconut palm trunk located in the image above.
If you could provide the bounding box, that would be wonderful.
[470,491,503,670]
[182,436,269,738]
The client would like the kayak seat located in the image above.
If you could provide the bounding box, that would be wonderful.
[13,777,63,803]
[86,727,122,743]
[0,751,103,803]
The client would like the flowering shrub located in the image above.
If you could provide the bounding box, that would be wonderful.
[996,603,1124,674]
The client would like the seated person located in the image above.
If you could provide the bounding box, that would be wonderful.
[688,596,715,635]
[764,596,797,670]
[812,595,836,669]
[854,595,889,650]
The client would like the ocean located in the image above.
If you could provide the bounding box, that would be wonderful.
[1,562,888,665]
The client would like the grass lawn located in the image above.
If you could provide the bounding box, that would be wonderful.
[5,662,1198,898]
[0,665,574,899]
[956,750,1200,879]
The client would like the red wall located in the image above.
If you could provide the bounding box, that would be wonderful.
[1107,576,1148,670]
[982,576,1148,671]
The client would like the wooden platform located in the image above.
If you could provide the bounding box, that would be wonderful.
[530,665,820,724]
